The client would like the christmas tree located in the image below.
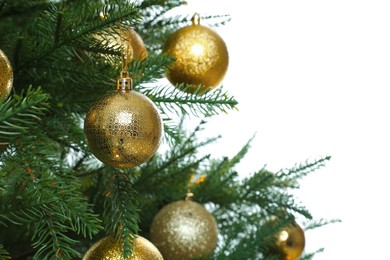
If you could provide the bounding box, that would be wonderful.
[0,1,337,259]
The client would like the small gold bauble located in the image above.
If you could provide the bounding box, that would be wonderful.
[84,88,162,168]
[163,14,229,94]
[83,235,164,260]
[0,49,13,102]
[268,221,305,260]
[96,25,147,62]
[150,200,218,260]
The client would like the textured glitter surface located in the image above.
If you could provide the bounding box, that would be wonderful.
[83,236,163,260]
[275,223,305,260]
[163,23,228,93]
[0,49,13,102]
[150,200,218,260]
[84,89,162,168]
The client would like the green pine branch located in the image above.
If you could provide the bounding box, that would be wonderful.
[20,2,141,68]
[273,156,331,189]
[143,84,238,117]
[304,218,341,231]
[103,172,139,258]
[0,0,50,20]
[301,248,325,260]
[0,86,49,144]
[0,158,102,259]
[0,244,10,260]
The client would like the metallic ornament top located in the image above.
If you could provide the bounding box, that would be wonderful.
[275,222,305,260]
[150,199,218,260]
[84,74,162,168]
[0,49,13,102]
[163,13,229,94]
[83,235,164,260]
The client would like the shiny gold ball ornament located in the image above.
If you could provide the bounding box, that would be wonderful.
[163,13,229,94]
[83,235,164,260]
[84,73,163,168]
[150,199,218,260]
[271,222,306,260]
[0,49,13,102]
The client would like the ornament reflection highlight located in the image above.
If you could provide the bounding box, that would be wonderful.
[190,44,204,57]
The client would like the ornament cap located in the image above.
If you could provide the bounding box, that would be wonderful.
[191,13,201,25]
[116,71,133,91]
[185,191,194,201]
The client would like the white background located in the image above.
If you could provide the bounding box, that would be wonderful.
[167,1,390,259]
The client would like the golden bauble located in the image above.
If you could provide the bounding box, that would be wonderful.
[83,235,163,260]
[84,88,162,168]
[150,200,218,260]
[163,15,229,94]
[96,25,147,62]
[0,49,13,102]
[270,222,305,260]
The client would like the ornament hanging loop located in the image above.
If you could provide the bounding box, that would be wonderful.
[191,13,201,25]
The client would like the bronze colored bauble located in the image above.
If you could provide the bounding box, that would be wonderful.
[163,14,229,94]
[150,199,218,260]
[83,235,163,260]
[84,77,162,168]
[273,222,306,260]
[96,25,147,62]
[0,49,13,102]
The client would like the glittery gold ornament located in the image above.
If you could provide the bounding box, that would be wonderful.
[163,13,229,94]
[0,49,13,102]
[96,25,148,62]
[83,235,163,260]
[150,199,218,260]
[84,73,162,168]
[266,221,306,260]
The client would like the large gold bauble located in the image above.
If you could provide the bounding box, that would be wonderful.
[83,235,163,260]
[273,222,306,260]
[163,15,229,94]
[96,25,147,62]
[150,200,218,260]
[84,89,162,168]
[0,49,13,102]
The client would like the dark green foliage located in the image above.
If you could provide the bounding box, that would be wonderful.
[0,0,335,259]
[0,244,10,260]
[0,86,49,143]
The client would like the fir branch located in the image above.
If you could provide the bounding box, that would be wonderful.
[20,2,141,69]
[140,0,184,10]
[103,172,139,258]
[0,86,49,144]
[32,205,80,260]
[301,248,325,260]
[0,165,102,259]
[277,156,331,179]
[194,157,240,205]
[241,170,312,218]
[0,0,50,20]
[275,156,331,188]
[53,11,63,46]
[304,218,341,231]
[0,244,10,260]
[131,53,174,86]
[162,118,186,145]
[143,84,238,117]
